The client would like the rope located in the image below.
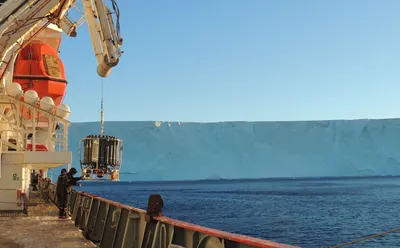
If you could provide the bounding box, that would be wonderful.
[329,227,400,247]
[110,0,121,38]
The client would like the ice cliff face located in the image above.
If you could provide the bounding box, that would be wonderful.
[61,119,400,181]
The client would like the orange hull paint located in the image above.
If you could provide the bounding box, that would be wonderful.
[13,41,67,119]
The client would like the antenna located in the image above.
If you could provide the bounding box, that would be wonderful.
[100,78,104,136]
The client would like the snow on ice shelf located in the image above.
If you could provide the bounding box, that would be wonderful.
[67,119,400,181]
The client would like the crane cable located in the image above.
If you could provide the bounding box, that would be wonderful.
[329,226,400,247]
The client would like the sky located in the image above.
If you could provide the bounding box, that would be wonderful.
[59,0,400,123]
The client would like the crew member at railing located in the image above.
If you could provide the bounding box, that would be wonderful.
[66,168,84,187]
[56,168,68,219]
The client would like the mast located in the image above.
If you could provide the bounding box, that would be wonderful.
[100,78,104,136]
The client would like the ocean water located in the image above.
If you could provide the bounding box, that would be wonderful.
[79,177,400,248]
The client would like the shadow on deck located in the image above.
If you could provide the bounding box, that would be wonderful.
[0,188,95,248]
[0,216,96,248]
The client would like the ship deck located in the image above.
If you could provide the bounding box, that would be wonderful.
[0,216,96,248]
[0,188,95,248]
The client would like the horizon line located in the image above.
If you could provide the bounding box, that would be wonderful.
[70,116,400,124]
[81,175,400,184]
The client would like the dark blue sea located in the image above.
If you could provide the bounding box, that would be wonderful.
[79,177,400,248]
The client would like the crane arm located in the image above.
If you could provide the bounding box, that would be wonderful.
[0,0,123,79]
[81,0,123,77]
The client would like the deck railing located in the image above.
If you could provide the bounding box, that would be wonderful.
[39,179,298,248]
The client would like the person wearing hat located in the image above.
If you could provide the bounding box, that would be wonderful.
[56,168,68,218]
[66,167,84,186]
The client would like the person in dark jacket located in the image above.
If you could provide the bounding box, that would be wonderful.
[56,168,68,218]
[66,168,83,186]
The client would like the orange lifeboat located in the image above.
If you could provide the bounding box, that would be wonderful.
[13,41,67,119]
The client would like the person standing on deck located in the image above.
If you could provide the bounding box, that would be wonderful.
[56,168,68,218]
[66,168,84,186]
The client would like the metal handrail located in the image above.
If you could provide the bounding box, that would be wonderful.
[39,178,299,248]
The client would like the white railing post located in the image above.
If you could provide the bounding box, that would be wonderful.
[64,123,69,152]
[32,109,36,152]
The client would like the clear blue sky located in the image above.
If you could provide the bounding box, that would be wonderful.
[60,0,400,123]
